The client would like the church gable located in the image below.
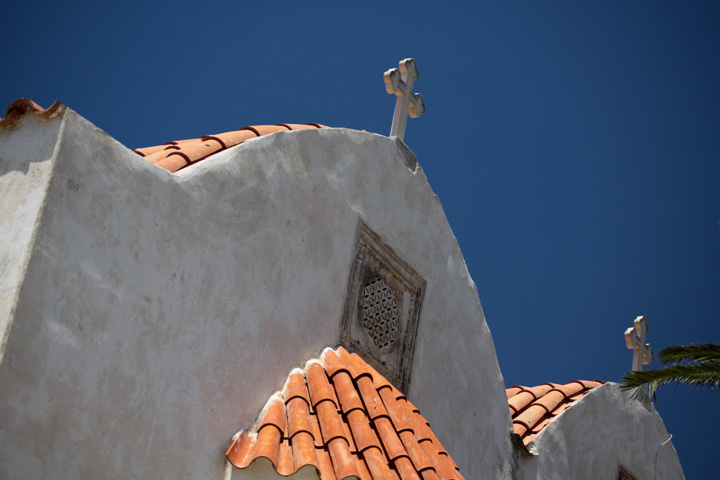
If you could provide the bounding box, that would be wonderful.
[0,99,514,478]
[0,98,685,479]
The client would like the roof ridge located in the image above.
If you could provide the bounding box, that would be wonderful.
[133,122,330,173]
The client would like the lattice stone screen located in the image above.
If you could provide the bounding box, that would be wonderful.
[340,220,425,391]
[361,277,400,349]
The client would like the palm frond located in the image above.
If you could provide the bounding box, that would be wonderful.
[620,362,720,395]
[658,343,720,365]
[620,342,720,400]
[628,386,655,401]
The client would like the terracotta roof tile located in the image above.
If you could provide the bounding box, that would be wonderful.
[286,396,313,438]
[226,346,464,480]
[0,98,65,129]
[134,122,329,173]
[506,380,604,448]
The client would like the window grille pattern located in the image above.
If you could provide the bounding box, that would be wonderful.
[361,277,399,349]
[340,219,426,391]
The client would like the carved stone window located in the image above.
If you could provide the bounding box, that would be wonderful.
[340,220,425,391]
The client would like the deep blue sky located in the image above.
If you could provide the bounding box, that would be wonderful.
[2,1,718,478]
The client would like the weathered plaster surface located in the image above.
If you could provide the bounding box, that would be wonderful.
[0,109,513,479]
[227,458,319,480]
[0,114,62,361]
[521,384,685,479]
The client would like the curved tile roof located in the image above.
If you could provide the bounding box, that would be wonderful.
[133,122,329,173]
[226,346,464,480]
[0,98,329,173]
[506,380,604,448]
[0,98,65,129]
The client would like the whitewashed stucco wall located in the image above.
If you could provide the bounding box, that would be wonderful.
[0,114,63,362]
[520,384,684,480]
[0,109,515,479]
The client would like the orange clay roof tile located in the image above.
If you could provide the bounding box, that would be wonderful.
[0,98,65,129]
[506,380,604,448]
[134,122,330,173]
[226,346,464,480]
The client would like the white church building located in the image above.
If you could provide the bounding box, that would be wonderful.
[0,66,684,480]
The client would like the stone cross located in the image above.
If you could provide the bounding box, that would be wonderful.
[625,316,654,371]
[384,58,425,141]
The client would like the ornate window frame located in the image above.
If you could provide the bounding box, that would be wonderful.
[340,220,425,391]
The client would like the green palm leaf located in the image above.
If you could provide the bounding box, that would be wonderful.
[657,343,720,365]
[619,342,720,400]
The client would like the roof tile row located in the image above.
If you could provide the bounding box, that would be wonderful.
[133,123,328,173]
[227,347,464,480]
[506,380,604,446]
